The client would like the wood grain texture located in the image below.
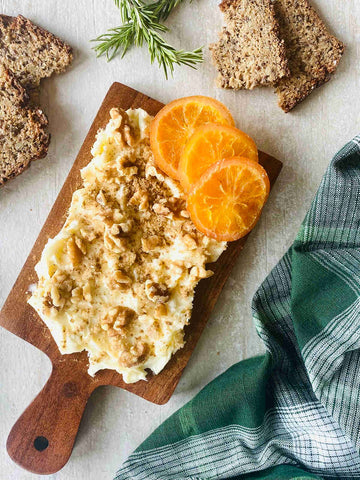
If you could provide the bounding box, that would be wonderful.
[0,82,282,474]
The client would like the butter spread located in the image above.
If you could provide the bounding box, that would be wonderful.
[28,108,226,383]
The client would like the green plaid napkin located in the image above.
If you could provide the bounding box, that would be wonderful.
[116,136,360,480]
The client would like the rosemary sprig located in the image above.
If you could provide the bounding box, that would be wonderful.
[92,0,203,79]
[150,0,188,21]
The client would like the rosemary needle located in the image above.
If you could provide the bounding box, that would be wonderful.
[92,0,203,79]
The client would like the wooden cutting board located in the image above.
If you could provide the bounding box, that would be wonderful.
[0,82,282,475]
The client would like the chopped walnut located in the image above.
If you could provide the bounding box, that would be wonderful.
[120,342,148,368]
[182,221,196,235]
[104,227,128,253]
[110,221,133,237]
[119,220,133,234]
[166,197,185,214]
[83,282,92,301]
[109,224,121,236]
[119,351,138,368]
[113,270,131,284]
[44,292,55,309]
[102,308,117,325]
[113,209,124,224]
[52,270,67,282]
[190,266,213,280]
[119,251,137,268]
[96,190,107,207]
[116,153,135,168]
[116,306,136,327]
[141,235,164,252]
[75,236,87,254]
[67,236,84,266]
[53,271,73,294]
[70,286,83,303]
[153,203,170,215]
[183,234,197,249]
[145,280,170,303]
[110,108,134,147]
[80,228,97,243]
[50,285,64,308]
[119,166,138,177]
[145,163,165,181]
[129,189,149,211]
[102,305,136,331]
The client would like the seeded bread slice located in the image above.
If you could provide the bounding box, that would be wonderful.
[0,14,73,102]
[210,0,289,90]
[274,0,344,112]
[0,66,49,185]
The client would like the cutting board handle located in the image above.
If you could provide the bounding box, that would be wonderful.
[6,358,96,475]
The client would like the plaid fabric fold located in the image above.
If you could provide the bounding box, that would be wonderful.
[115,136,360,480]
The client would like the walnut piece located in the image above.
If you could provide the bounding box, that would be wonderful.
[83,282,92,301]
[120,342,148,368]
[50,285,64,308]
[119,251,137,268]
[129,189,149,211]
[141,235,164,252]
[67,236,84,266]
[180,210,190,218]
[110,108,134,146]
[190,266,213,280]
[145,280,170,303]
[96,190,107,207]
[183,234,197,249]
[104,227,128,253]
[113,270,131,284]
[116,306,136,326]
[119,220,133,234]
[153,203,170,215]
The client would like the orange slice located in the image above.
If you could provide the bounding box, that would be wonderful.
[187,157,270,242]
[178,124,258,192]
[150,96,235,179]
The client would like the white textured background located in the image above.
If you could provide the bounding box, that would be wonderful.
[0,0,359,478]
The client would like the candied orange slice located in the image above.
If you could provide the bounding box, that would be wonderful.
[150,96,234,179]
[187,157,270,242]
[178,124,258,192]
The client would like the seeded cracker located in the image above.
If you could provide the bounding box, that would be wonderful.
[274,0,344,112]
[0,15,72,102]
[210,0,289,90]
[0,66,49,185]
[0,15,72,184]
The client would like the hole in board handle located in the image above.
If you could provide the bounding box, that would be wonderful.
[34,436,49,452]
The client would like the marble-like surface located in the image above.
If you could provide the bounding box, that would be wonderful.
[0,0,359,478]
